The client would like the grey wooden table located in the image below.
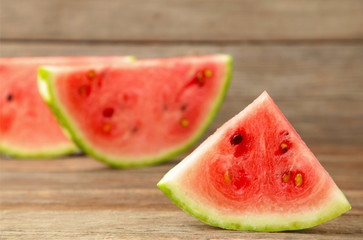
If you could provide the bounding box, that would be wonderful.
[1,1,362,239]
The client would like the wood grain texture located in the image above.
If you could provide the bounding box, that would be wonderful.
[0,155,362,240]
[1,0,363,41]
[1,0,363,238]
[0,211,362,240]
[1,42,363,146]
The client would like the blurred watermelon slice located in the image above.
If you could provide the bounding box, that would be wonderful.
[0,56,134,158]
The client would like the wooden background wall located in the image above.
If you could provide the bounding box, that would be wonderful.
[1,1,362,239]
[2,0,362,149]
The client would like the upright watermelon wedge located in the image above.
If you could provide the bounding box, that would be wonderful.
[158,91,351,231]
[0,56,135,158]
[37,55,232,167]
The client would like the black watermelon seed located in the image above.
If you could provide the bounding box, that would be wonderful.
[6,94,13,102]
[180,104,187,111]
[281,148,288,153]
[230,134,243,145]
[280,143,288,153]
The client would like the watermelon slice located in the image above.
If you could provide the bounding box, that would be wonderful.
[37,55,232,167]
[0,56,135,158]
[158,91,351,231]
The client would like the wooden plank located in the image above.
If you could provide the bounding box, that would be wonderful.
[0,155,362,193]
[0,157,362,210]
[0,154,362,239]
[1,0,363,41]
[0,211,362,240]
[0,189,361,212]
[1,42,362,145]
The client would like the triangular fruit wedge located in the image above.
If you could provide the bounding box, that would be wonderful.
[0,56,134,158]
[37,55,232,167]
[158,91,351,231]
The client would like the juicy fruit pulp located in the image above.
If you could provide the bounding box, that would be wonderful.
[38,55,232,167]
[158,91,351,231]
[0,57,134,158]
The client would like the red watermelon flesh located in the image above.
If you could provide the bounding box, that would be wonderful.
[0,57,134,158]
[38,55,232,167]
[158,91,351,231]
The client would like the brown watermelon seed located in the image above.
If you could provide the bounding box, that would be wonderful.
[230,134,243,145]
[131,126,139,133]
[103,108,114,118]
[103,123,112,132]
[282,171,291,183]
[6,93,13,102]
[196,72,205,86]
[162,104,168,111]
[87,70,96,79]
[295,173,303,186]
[180,104,187,111]
[224,172,231,184]
[204,69,212,77]
[79,85,91,97]
[280,143,288,153]
[180,119,189,127]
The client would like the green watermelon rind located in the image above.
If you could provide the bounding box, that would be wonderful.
[0,141,79,159]
[37,55,232,167]
[158,178,351,231]
[157,91,351,231]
